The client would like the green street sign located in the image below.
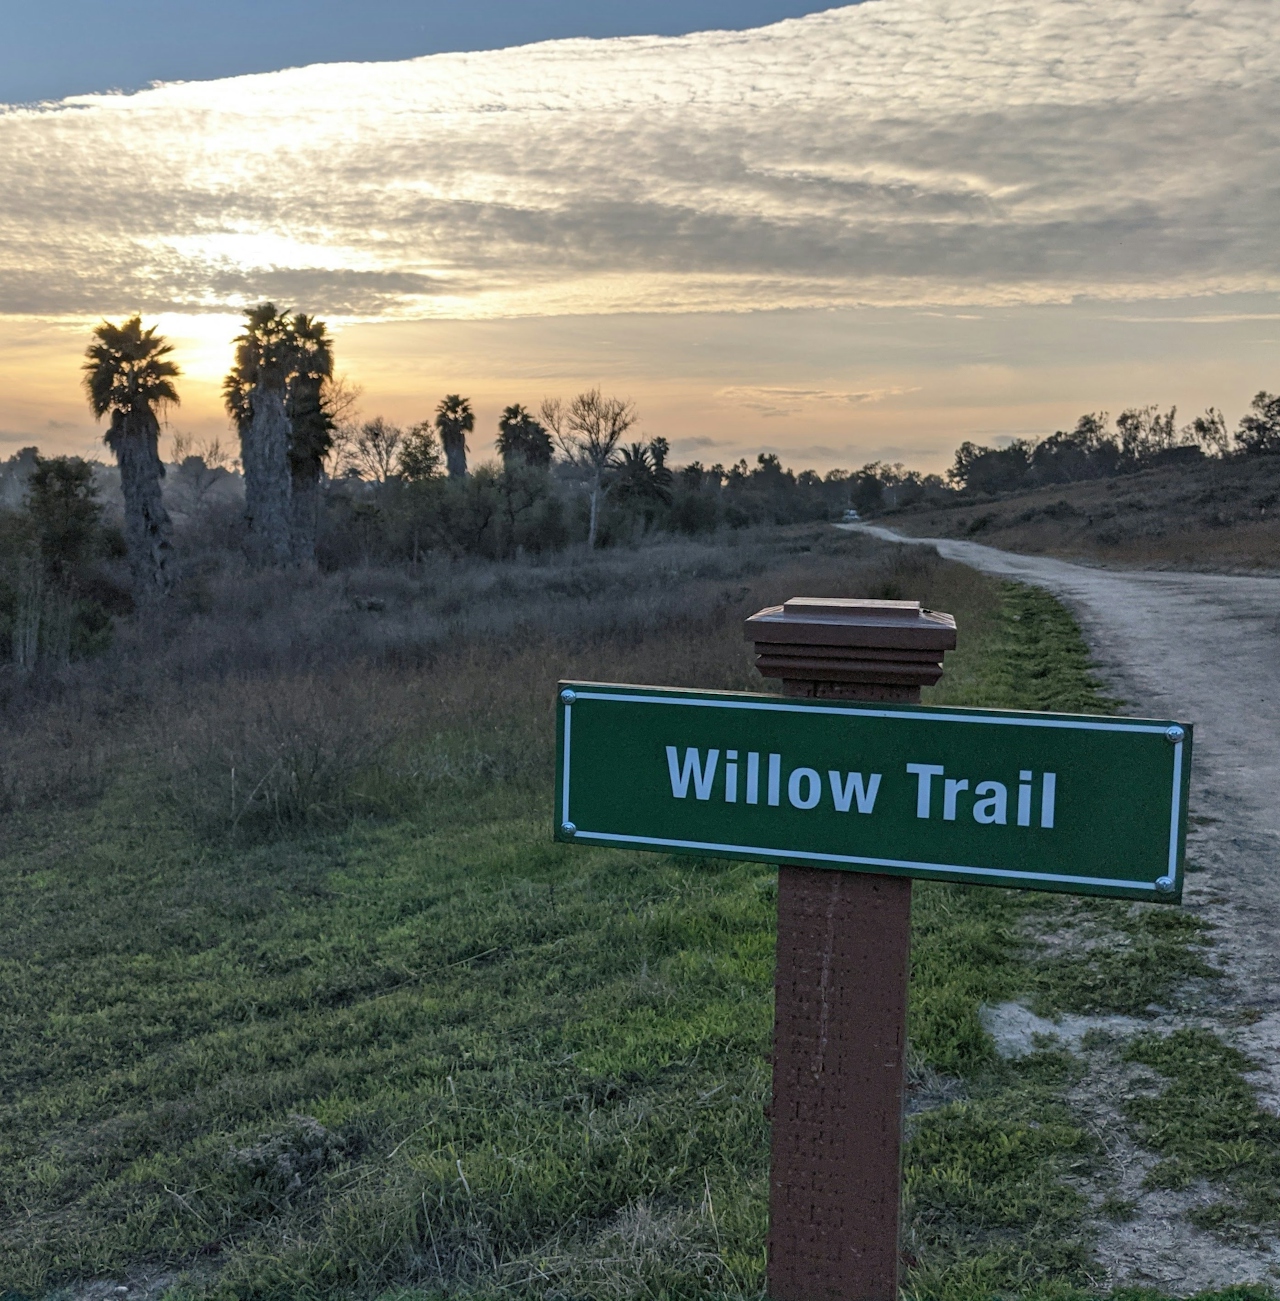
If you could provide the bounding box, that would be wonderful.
[554,681,1192,902]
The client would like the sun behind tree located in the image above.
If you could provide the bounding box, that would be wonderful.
[82,315,178,596]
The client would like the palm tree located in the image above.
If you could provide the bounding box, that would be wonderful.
[612,438,673,534]
[496,404,553,469]
[224,303,294,564]
[435,394,474,479]
[285,313,334,564]
[82,315,177,596]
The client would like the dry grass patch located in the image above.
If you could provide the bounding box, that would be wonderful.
[884,456,1280,570]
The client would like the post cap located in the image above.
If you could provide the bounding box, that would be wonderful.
[782,597,923,620]
[745,595,957,697]
[745,598,957,651]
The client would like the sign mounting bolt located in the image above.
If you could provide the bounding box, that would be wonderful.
[1155,876,1176,894]
[561,689,577,704]
[561,822,576,837]
[1165,725,1185,744]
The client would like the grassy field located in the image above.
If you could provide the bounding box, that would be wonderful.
[0,528,1270,1301]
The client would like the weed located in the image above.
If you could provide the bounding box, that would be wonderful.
[1099,1193,1138,1222]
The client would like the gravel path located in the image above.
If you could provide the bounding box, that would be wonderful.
[849,525,1280,1292]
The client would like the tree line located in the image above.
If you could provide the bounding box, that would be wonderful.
[941,396,1280,496]
[80,305,862,575]
[3,302,1276,668]
[2,308,855,665]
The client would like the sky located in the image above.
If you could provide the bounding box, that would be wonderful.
[2,0,1278,475]
[3,2,842,103]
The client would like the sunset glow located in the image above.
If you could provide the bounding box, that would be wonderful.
[2,0,1277,469]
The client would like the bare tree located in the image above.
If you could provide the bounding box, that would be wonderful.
[172,431,235,471]
[170,433,236,518]
[541,388,636,548]
[348,417,403,482]
[322,375,363,473]
[321,376,365,478]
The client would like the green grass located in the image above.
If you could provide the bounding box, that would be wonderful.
[1123,1029,1280,1242]
[904,1068,1099,1301]
[928,581,1114,715]
[3,798,776,1299]
[1027,901,1219,1018]
[0,568,1254,1301]
[899,585,1114,1300]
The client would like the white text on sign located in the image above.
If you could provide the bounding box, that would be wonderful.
[666,747,1056,828]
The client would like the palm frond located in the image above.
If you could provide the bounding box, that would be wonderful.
[82,315,180,422]
[435,394,475,453]
[224,303,294,416]
[289,314,333,384]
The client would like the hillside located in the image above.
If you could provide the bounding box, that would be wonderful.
[883,455,1280,570]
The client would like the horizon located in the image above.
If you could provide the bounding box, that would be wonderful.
[2,0,1277,475]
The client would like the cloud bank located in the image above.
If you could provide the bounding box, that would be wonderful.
[1,0,1276,319]
[719,386,920,417]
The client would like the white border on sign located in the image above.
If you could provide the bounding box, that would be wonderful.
[560,690,1185,894]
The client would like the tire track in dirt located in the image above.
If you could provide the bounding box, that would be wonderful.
[848,524,1280,1292]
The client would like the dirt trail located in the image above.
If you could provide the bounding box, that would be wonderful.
[850,525,1280,1291]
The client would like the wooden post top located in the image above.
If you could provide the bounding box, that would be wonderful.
[745,596,957,702]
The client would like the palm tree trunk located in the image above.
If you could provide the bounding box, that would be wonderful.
[114,409,173,596]
[443,432,467,479]
[290,472,319,567]
[241,385,293,565]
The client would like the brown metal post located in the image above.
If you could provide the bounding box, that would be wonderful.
[745,598,957,1301]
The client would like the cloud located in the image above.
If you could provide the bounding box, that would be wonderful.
[754,442,870,466]
[1103,313,1280,324]
[718,385,919,416]
[668,435,729,453]
[0,0,1277,320]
